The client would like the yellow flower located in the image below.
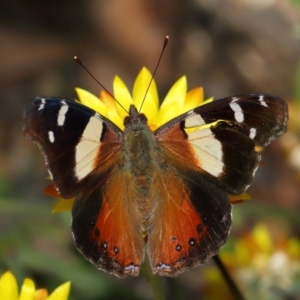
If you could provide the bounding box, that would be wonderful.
[222,223,300,268]
[47,67,249,211]
[0,271,71,300]
[209,223,300,299]
[75,67,210,131]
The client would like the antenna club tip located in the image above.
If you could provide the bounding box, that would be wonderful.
[74,56,83,66]
[163,35,169,48]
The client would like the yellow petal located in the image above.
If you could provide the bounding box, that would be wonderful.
[234,239,251,266]
[252,223,273,254]
[52,198,74,213]
[229,192,251,204]
[100,91,124,129]
[158,76,187,127]
[75,88,108,117]
[47,282,71,300]
[0,271,19,300]
[99,90,117,110]
[34,289,48,300]
[132,68,159,126]
[287,238,300,259]
[157,106,178,129]
[106,109,124,130]
[183,87,204,113]
[113,76,133,121]
[19,278,35,300]
[202,97,214,105]
[161,76,187,110]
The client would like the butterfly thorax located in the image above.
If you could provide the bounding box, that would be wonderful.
[123,105,159,188]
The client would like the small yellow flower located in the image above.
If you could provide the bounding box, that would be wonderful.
[213,223,300,299]
[0,271,71,300]
[48,67,249,211]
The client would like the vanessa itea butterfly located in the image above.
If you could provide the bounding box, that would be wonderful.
[23,93,288,277]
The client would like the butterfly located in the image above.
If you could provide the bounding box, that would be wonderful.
[23,93,288,277]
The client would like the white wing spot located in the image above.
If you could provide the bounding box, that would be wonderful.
[187,128,224,177]
[185,113,205,128]
[231,97,239,102]
[48,131,55,143]
[229,102,244,122]
[75,116,103,180]
[57,102,69,126]
[258,95,268,107]
[38,98,46,111]
[249,128,256,139]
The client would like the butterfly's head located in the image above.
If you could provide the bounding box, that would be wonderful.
[123,104,148,127]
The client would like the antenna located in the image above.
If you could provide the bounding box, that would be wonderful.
[74,56,129,114]
[139,35,169,113]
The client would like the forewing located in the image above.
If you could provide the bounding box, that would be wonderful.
[155,94,288,194]
[23,97,123,198]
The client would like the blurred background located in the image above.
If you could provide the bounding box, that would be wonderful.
[0,0,300,299]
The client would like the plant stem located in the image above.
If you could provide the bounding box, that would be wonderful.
[213,254,245,300]
[141,259,165,300]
